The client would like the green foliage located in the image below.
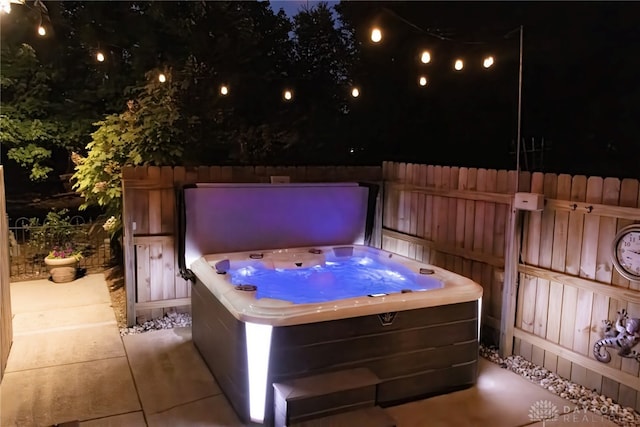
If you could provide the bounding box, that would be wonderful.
[0,43,63,180]
[72,68,190,234]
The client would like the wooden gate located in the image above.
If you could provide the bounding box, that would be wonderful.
[0,166,13,382]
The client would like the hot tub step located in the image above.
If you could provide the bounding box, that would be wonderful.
[291,406,396,427]
[273,368,381,427]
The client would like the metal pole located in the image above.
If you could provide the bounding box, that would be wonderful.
[515,25,523,191]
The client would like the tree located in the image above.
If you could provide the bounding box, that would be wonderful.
[287,2,358,163]
[0,43,62,180]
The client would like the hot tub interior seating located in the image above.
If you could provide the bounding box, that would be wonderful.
[180,183,483,426]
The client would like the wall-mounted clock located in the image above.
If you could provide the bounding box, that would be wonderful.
[612,224,640,282]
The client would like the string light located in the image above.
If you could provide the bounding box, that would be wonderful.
[37,25,46,36]
[158,73,167,83]
[283,89,293,101]
[418,76,428,87]
[454,59,464,71]
[483,56,494,68]
[351,87,360,98]
[370,27,382,43]
[220,85,229,96]
[420,51,431,64]
[96,52,105,62]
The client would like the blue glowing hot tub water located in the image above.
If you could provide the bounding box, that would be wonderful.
[228,256,443,304]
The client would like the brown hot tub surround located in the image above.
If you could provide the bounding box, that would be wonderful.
[180,183,483,425]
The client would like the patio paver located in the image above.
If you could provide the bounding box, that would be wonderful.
[122,327,222,416]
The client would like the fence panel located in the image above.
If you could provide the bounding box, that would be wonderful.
[512,173,640,411]
[1,166,13,383]
[381,161,514,344]
[382,161,640,411]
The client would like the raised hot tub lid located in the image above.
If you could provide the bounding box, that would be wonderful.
[179,182,376,274]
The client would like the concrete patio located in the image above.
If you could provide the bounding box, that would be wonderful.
[0,274,619,426]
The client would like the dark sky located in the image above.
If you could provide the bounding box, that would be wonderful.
[337,1,640,176]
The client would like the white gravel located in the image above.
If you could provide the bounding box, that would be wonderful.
[119,311,192,336]
[480,344,640,427]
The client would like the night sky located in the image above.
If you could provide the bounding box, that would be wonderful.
[274,1,640,177]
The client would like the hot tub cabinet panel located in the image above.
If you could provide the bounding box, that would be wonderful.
[192,279,250,419]
[192,277,479,424]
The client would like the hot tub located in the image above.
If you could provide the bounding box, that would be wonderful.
[180,183,483,425]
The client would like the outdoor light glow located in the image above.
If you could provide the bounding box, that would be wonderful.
[283,89,293,101]
[245,322,273,423]
[37,26,46,36]
[478,297,482,341]
[454,59,464,71]
[1,0,12,14]
[420,50,431,64]
[96,52,105,62]
[419,76,428,86]
[351,87,360,98]
[370,27,382,43]
[483,56,494,68]
[1,0,24,13]
[220,85,229,95]
[158,73,166,83]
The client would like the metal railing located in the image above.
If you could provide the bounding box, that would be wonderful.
[8,216,112,281]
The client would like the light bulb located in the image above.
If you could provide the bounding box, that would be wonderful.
[158,73,167,83]
[420,51,431,64]
[483,56,494,68]
[351,87,360,98]
[454,59,464,71]
[283,90,293,101]
[96,52,105,62]
[37,26,46,36]
[371,28,382,43]
[419,76,428,87]
[220,85,229,95]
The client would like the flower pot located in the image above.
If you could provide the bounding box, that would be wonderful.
[44,257,79,283]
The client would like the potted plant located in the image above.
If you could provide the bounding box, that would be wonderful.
[28,209,85,283]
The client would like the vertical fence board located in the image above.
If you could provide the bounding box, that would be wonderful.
[415,164,427,261]
[0,167,13,382]
[544,174,571,372]
[396,163,409,256]
[524,174,544,339]
[135,244,151,321]
[618,179,640,401]
[432,166,450,268]
[446,167,460,271]
[462,169,478,278]
[618,179,640,290]
[454,168,468,274]
[408,164,418,259]
[564,176,587,364]
[491,170,509,322]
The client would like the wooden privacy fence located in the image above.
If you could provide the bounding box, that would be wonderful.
[381,161,520,346]
[382,161,640,412]
[1,166,13,383]
[122,165,382,326]
[514,173,640,410]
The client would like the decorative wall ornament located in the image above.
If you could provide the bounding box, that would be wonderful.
[593,309,640,363]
